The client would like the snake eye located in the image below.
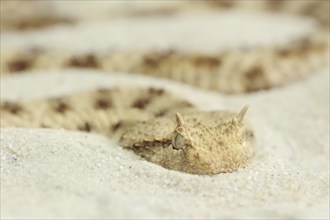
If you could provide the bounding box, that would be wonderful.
[172,132,185,150]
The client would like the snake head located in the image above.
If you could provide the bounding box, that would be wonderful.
[171,106,253,175]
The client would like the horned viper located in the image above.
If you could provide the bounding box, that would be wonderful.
[1,1,328,174]
[0,87,255,175]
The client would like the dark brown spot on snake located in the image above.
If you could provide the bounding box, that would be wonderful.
[1,102,24,114]
[41,123,50,128]
[96,88,112,94]
[148,88,165,95]
[131,88,165,109]
[112,121,123,132]
[210,0,234,8]
[67,54,99,68]
[267,0,285,11]
[142,51,175,69]
[193,56,221,68]
[245,66,264,81]
[155,109,168,117]
[7,58,33,72]
[132,97,151,109]
[78,122,92,132]
[53,102,70,114]
[244,66,271,92]
[95,98,112,110]
[143,56,161,68]
[11,17,73,30]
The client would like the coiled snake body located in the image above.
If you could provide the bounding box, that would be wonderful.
[1,1,328,174]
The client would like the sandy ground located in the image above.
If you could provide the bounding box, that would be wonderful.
[1,9,329,219]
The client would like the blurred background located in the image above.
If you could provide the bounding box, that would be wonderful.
[1,0,327,30]
[0,0,328,93]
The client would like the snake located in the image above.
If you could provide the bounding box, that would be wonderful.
[0,1,328,174]
[1,1,329,93]
[0,87,255,175]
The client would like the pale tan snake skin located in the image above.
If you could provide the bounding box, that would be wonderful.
[0,87,255,175]
[0,1,328,175]
[1,1,329,93]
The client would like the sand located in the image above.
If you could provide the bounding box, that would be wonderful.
[1,9,329,219]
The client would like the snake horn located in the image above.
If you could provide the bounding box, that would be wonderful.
[236,105,249,123]
[175,112,185,127]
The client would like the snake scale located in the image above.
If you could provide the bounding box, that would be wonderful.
[0,1,328,174]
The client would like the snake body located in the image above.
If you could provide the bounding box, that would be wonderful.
[1,1,329,93]
[1,1,329,174]
[0,87,254,175]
